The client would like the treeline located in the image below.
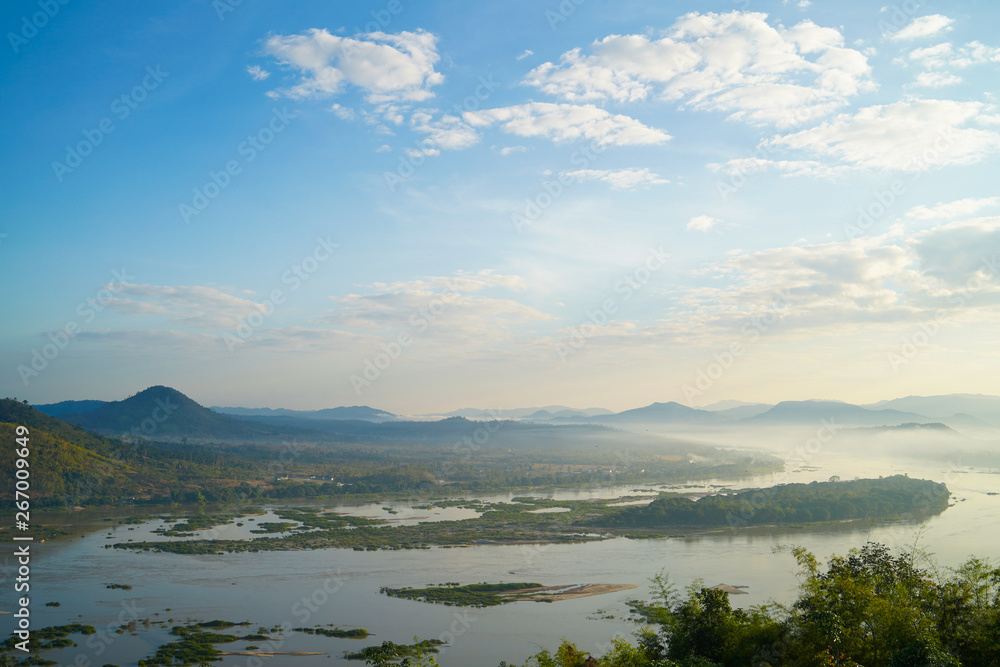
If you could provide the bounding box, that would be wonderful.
[599,475,950,529]
[505,542,1000,667]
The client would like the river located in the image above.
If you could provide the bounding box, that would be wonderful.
[8,448,999,666]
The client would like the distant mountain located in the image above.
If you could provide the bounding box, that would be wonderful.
[436,406,613,419]
[212,405,396,422]
[844,422,961,435]
[233,413,717,456]
[864,394,1000,426]
[712,404,774,421]
[699,400,770,412]
[59,386,306,441]
[596,402,724,425]
[744,400,930,427]
[34,399,107,417]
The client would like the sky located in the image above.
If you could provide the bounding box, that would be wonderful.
[2,0,1000,414]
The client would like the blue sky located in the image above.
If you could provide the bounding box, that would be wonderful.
[2,0,1000,414]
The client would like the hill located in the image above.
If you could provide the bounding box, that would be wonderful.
[33,399,107,417]
[864,393,1000,426]
[743,400,929,427]
[594,401,724,425]
[436,406,613,419]
[59,386,307,441]
[211,405,396,421]
[0,399,140,505]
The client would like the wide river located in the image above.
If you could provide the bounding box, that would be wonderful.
[6,447,999,666]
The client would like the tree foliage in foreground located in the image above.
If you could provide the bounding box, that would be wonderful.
[507,543,1000,667]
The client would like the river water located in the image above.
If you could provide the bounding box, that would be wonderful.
[7,449,999,666]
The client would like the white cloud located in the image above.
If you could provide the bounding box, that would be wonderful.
[765,99,1000,171]
[907,42,955,68]
[375,144,391,152]
[106,284,267,330]
[708,157,854,179]
[463,102,671,147]
[516,50,534,61]
[908,41,1000,69]
[908,71,963,88]
[409,110,480,151]
[246,65,270,81]
[652,220,1000,339]
[323,271,553,350]
[905,197,1000,220]
[523,11,874,127]
[687,215,721,232]
[75,329,222,350]
[909,218,1000,288]
[888,15,954,42]
[499,145,528,156]
[951,41,1000,68]
[331,103,355,120]
[405,147,439,158]
[562,168,670,190]
[263,28,444,103]
[367,271,529,294]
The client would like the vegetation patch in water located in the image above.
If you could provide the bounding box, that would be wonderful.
[380,582,543,607]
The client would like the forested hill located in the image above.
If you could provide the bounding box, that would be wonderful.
[598,475,950,528]
[58,386,306,440]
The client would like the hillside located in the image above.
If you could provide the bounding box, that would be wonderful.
[0,399,146,506]
[0,421,136,505]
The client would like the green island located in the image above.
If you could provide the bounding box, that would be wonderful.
[380,582,641,607]
[137,626,240,667]
[0,616,435,667]
[293,626,370,638]
[344,639,446,662]
[107,476,949,555]
[597,475,951,529]
[381,582,545,607]
[1,625,96,654]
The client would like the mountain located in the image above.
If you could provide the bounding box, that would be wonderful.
[843,422,962,435]
[863,394,1000,426]
[699,400,770,411]
[595,402,724,425]
[744,400,930,427]
[34,399,107,417]
[712,404,774,421]
[435,406,614,419]
[59,386,306,441]
[212,405,396,422]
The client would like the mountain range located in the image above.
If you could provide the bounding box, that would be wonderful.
[211,405,396,421]
[32,388,1000,440]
